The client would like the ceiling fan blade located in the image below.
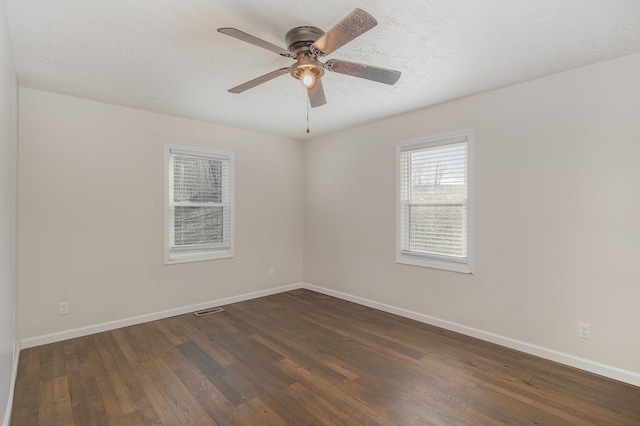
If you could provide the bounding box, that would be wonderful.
[307,78,327,108]
[312,8,377,56]
[228,68,290,93]
[325,59,401,85]
[218,28,293,57]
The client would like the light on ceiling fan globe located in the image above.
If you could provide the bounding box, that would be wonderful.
[302,74,314,87]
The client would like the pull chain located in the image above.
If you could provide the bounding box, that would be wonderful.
[306,96,310,134]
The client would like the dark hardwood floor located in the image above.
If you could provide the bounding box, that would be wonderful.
[11,289,640,425]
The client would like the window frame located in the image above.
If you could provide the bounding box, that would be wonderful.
[396,130,474,274]
[164,144,235,265]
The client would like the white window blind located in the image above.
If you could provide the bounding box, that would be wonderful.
[397,131,473,273]
[165,145,234,264]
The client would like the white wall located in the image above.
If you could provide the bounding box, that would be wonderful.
[18,88,303,340]
[304,53,640,377]
[0,0,18,423]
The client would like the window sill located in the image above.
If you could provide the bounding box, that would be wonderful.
[396,252,472,274]
[164,250,234,265]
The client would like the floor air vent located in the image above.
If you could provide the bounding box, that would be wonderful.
[194,307,224,317]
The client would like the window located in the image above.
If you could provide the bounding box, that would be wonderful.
[165,145,234,264]
[397,131,473,273]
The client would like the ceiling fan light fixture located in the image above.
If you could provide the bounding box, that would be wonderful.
[291,52,324,87]
[301,70,315,87]
[302,74,314,87]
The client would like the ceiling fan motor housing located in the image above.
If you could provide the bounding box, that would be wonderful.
[285,26,324,53]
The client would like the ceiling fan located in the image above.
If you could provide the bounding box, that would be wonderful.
[218,8,401,108]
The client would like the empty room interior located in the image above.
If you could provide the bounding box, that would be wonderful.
[2,0,640,425]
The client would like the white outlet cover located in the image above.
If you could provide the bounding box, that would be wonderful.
[578,322,591,339]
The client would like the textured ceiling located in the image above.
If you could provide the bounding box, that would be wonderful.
[5,0,640,139]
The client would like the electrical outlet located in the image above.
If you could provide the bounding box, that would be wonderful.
[269,269,275,278]
[59,302,69,315]
[578,322,590,339]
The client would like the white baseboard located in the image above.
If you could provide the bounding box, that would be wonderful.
[20,283,303,349]
[18,281,640,387]
[2,340,20,426]
[301,283,640,387]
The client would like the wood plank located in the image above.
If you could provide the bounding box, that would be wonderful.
[225,360,324,425]
[212,334,295,391]
[51,343,67,379]
[11,348,40,425]
[87,343,124,424]
[172,315,238,366]
[246,397,289,425]
[176,341,251,406]
[63,340,92,425]
[172,363,236,425]
[37,379,55,426]
[275,357,394,425]
[101,331,163,425]
[76,338,110,426]
[285,382,367,426]
[53,376,74,425]
[95,335,138,416]
[38,345,54,383]
[142,357,215,425]
[134,366,182,425]
[111,328,141,368]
